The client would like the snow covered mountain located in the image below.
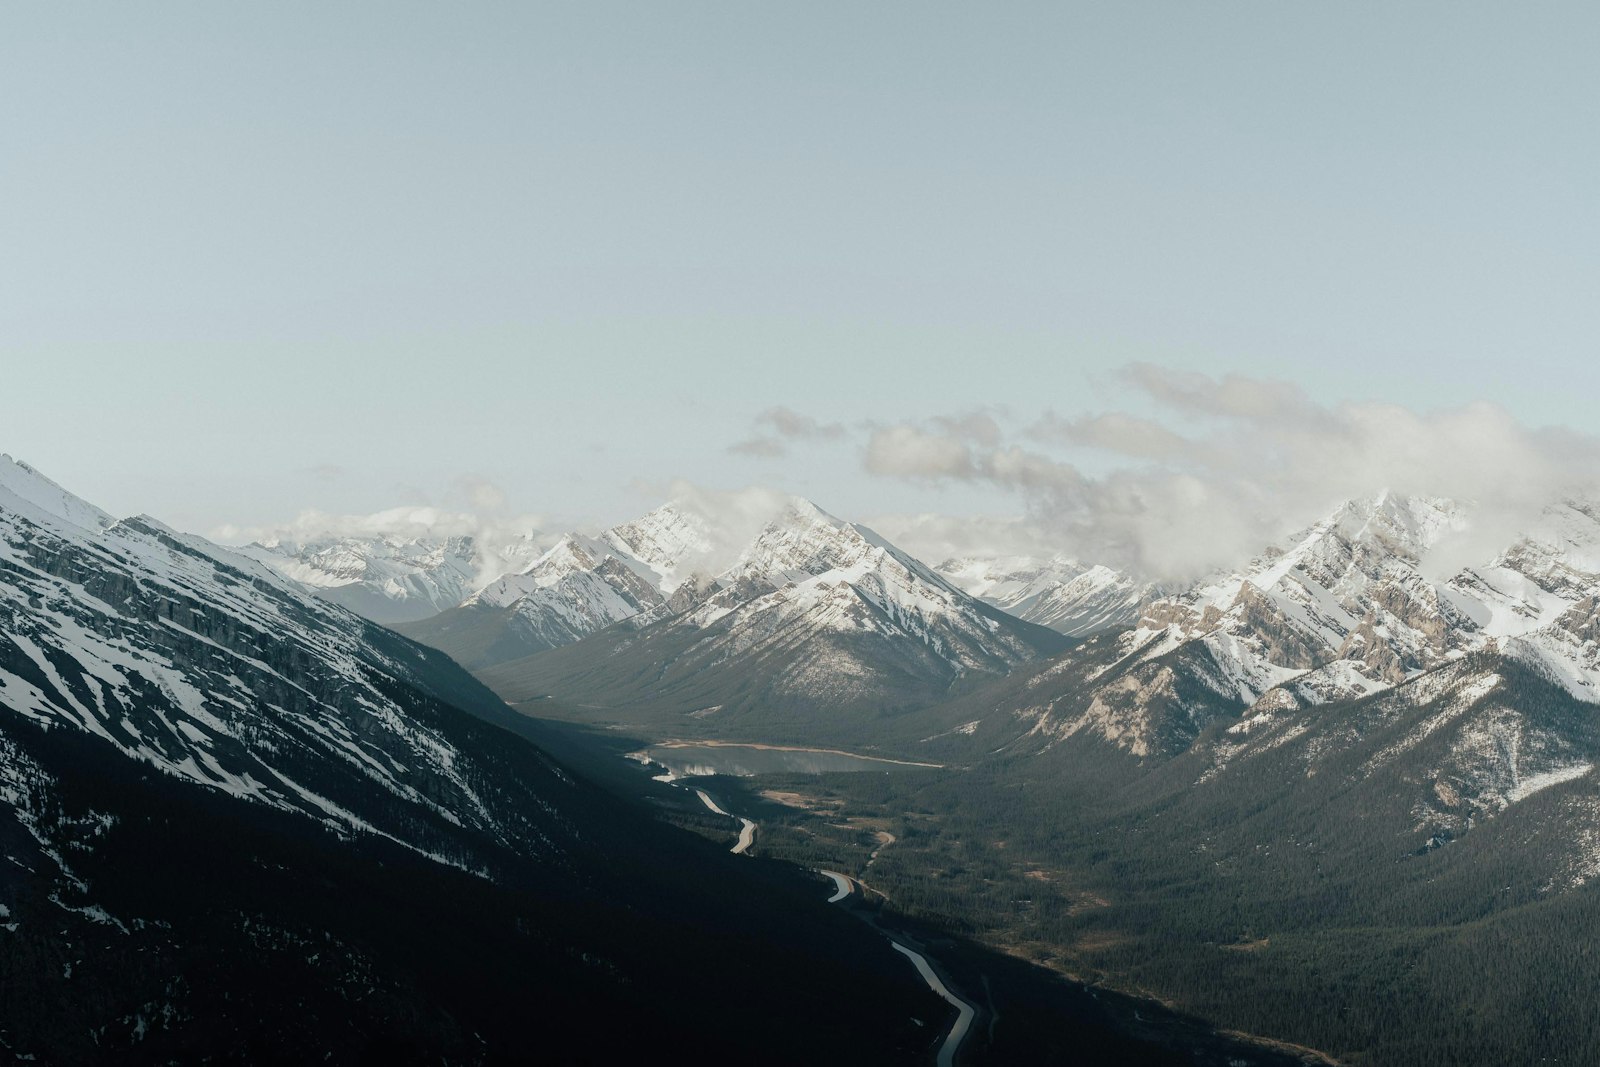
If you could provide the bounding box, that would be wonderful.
[400,503,715,668]
[936,555,1158,637]
[1150,492,1600,713]
[470,498,1069,743]
[914,491,1600,764]
[239,530,544,625]
[0,454,944,1063]
[0,453,575,868]
[677,499,1060,673]
[885,495,1600,912]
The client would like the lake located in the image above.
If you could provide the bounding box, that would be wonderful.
[628,741,940,779]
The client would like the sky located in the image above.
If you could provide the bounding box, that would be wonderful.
[4,4,1599,577]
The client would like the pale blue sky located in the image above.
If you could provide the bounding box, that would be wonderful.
[4,3,1597,545]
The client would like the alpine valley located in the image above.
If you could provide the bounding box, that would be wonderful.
[398,487,1600,1065]
[0,455,1301,1067]
[15,452,1600,1066]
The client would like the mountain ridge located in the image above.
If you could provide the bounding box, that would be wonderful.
[463,498,1071,744]
[0,452,951,1063]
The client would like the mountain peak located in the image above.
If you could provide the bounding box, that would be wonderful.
[600,502,715,593]
[0,454,115,532]
[1324,490,1464,555]
[772,495,841,525]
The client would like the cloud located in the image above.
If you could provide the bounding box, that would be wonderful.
[759,406,846,440]
[931,410,1004,446]
[860,367,1600,581]
[863,511,1066,565]
[649,481,813,578]
[727,406,846,459]
[863,424,982,480]
[862,418,1087,498]
[457,476,508,514]
[728,436,788,459]
[221,506,510,545]
[1030,412,1192,461]
[219,375,1600,591]
[1120,362,1327,425]
[299,463,347,482]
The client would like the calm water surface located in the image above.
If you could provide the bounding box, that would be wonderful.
[631,742,935,778]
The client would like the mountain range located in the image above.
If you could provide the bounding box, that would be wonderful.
[913,491,1600,761]
[0,454,951,1063]
[250,484,1600,774]
[403,498,1070,744]
[251,503,1153,648]
[213,483,1600,832]
[239,529,545,625]
[20,446,1600,1065]
[935,553,1160,637]
[834,491,1600,1066]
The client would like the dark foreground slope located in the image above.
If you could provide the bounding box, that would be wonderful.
[0,712,942,1065]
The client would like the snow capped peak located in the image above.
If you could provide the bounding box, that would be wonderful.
[1093,489,1600,722]
[471,494,913,642]
[0,454,115,532]
[1326,490,1465,556]
[599,501,716,594]
[413,490,1068,687]
[937,554,1095,605]
[769,495,840,527]
[438,513,711,661]
[1181,492,1465,612]
[472,502,719,613]
[713,497,943,600]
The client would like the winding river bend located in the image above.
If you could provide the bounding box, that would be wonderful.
[817,870,977,1067]
[692,788,757,855]
[890,942,976,1067]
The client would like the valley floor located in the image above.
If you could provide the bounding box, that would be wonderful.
[507,714,1332,1067]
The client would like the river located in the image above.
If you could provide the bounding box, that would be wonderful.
[635,742,975,1062]
[890,942,976,1067]
[691,787,758,855]
[817,868,977,1065]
